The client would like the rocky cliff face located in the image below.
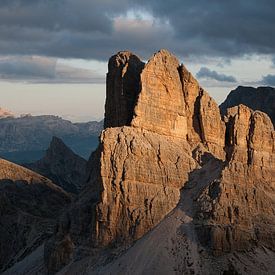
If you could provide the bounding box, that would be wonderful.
[42,50,275,274]
[26,137,87,193]
[0,159,70,272]
[195,105,275,254]
[92,50,226,248]
[104,51,145,128]
[93,127,197,246]
[220,86,275,125]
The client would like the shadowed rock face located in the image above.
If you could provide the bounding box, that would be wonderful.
[89,50,226,248]
[43,50,275,274]
[25,137,87,193]
[220,86,275,125]
[0,159,70,272]
[104,51,145,128]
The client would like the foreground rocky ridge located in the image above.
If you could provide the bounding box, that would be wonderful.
[6,49,274,274]
[0,159,71,272]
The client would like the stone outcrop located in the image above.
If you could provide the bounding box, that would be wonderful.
[93,127,197,246]
[43,50,275,274]
[104,51,144,128]
[26,137,87,193]
[220,86,275,126]
[92,49,227,247]
[0,158,70,272]
[131,50,188,139]
[195,105,275,254]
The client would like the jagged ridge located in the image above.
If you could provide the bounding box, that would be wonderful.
[14,49,274,275]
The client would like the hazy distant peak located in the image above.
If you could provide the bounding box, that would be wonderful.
[0,107,14,118]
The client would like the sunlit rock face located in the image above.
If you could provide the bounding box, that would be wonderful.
[95,49,227,247]
[93,126,197,246]
[44,50,275,274]
[195,105,275,254]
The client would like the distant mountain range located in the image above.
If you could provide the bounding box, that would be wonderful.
[0,115,103,163]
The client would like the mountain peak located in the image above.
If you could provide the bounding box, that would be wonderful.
[26,136,87,193]
[9,50,274,275]
[0,107,14,118]
[48,136,72,154]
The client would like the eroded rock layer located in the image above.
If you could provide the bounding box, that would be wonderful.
[43,50,275,274]
[104,51,145,128]
[93,127,197,246]
[195,105,275,254]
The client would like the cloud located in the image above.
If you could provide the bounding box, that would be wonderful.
[261,74,275,86]
[0,1,274,60]
[0,56,104,83]
[196,67,237,83]
[132,1,275,58]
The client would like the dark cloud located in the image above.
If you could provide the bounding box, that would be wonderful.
[133,0,275,58]
[0,56,104,83]
[0,1,274,60]
[261,74,275,86]
[196,67,237,83]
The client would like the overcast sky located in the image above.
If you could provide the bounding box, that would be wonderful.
[0,0,274,121]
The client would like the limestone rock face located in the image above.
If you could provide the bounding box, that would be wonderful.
[199,91,226,159]
[0,159,70,272]
[178,66,226,159]
[93,50,226,246]
[93,127,197,246]
[131,49,187,139]
[105,49,225,156]
[178,65,202,143]
[43,50,275,274]
[104,51,145,128]
[195,105,275,254]
[26,137,87,193]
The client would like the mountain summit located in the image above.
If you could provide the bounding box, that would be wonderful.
[43,49,275,274]
[26,136,87,193]
[5,50,275,274]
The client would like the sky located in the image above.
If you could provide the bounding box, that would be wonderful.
[0,0,275,122]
